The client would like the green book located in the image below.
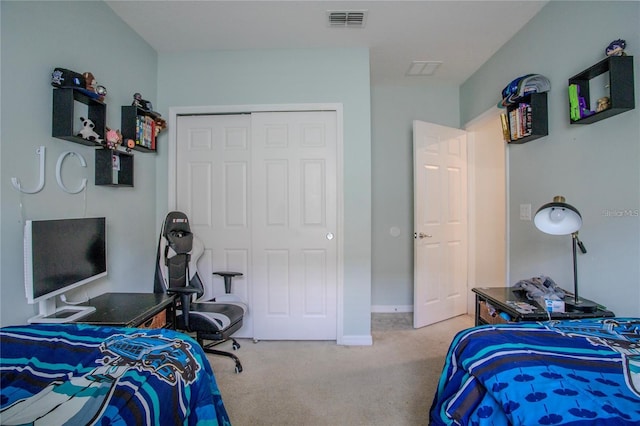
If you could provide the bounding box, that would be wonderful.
[568,84,580,121]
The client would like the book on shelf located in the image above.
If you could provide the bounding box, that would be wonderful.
[136,116,142,146]
[134,115,156,150]
[569,84,580,121]
[508,102,533,141]
[500,113,510,142]
[150,119,156,150]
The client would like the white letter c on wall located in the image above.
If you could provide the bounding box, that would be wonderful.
[56,151,87,194]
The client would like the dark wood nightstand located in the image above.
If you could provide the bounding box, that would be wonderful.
[472,287,615,326]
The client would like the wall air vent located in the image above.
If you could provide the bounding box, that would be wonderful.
[327,10,367,28]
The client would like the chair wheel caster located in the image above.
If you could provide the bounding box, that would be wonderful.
[232,342,241,350]
[235,363,243,374]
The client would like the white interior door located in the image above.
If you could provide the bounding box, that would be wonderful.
[251,111,338,340]
[176,114,253,337]
[175,111,338,340]
[413,120,468,328]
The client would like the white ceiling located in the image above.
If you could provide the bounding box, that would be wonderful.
[106,0,548,86]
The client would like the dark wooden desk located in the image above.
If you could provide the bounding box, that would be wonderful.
[472,287,615,326]
[75,293,175,329]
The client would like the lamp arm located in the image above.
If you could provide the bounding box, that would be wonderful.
[571,231,586,305]
[573,231,587,254]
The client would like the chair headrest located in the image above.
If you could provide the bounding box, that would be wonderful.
[163,211,191,235]
[163,211,193,255]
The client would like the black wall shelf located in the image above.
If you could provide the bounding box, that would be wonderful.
[568,55,635,124]
[121,105,159,153]
[95,149,134,187]
[52,88,106,146]
[506,92,548,144]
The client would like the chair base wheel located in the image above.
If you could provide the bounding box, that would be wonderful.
[203,344,243,373]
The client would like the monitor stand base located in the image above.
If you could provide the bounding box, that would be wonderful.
[28,305,96,324]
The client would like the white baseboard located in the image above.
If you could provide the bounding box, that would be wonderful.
[339,334,373,346]
[371,305,413,313]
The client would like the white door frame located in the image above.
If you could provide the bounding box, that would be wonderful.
[464,106,510,314]
[168,103,345,343]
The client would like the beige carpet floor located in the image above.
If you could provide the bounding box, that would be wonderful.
[210,314,474,426]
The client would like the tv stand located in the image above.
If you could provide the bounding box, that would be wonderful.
[28,305,96,324]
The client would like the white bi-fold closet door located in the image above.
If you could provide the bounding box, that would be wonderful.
[176,111,338,340]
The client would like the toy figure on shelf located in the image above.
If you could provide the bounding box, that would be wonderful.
[77,117,102,143]
[132,92,154,112]
[606,39,627,57]
[105,128,123,150]
[154,117,167,136]
[132,92,167,138]
[126,139,136,152]
[83,72,97,92]
[96,85,107,99]
[82,72,107,101]
[597,96,611,112]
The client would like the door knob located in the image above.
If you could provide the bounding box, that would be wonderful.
[416,232,432,239]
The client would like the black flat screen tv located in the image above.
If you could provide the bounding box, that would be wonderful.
[24,217,106,321]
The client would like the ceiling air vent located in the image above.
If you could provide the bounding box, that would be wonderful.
[327,10,367,28]
[406,61,443,77]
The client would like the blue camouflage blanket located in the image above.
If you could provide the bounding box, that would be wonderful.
[0,323,231,425]
[430,318,640,425]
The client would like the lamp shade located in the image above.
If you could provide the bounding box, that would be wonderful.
[534,196,582,235]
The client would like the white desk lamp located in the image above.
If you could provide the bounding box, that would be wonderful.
[534,196,596,312]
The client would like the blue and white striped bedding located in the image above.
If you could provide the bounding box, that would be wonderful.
[430,318,640,425]
[0,323,230,425]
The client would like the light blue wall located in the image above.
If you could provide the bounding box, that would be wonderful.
[371,84,460,308]
[156,49,372,337]
[7,0,633,331]
[1,1,158,326]
[461,1,640,316]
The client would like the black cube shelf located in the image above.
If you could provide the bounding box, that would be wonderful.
[95,149,134,187]
[568,55,635,124]
[52,88,106,145]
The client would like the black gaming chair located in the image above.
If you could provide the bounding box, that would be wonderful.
[154,211,247,373]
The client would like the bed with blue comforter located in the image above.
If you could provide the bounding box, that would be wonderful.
[430,318,640,425]
[0,323,231,425]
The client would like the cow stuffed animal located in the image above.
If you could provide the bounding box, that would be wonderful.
[77,117,102,143]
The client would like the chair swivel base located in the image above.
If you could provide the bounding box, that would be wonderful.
[199,338,243,374]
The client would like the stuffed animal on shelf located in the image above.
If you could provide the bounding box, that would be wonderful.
[105,127,123,150]
[83,72,97,92]
[597,96,611,112]
[606,39,627,57]
[154,117,167,136]
[77,117,102,143]
[82,72,106,101]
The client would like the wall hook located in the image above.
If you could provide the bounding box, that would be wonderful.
[56,151,87,194]
[11,146,45,194]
